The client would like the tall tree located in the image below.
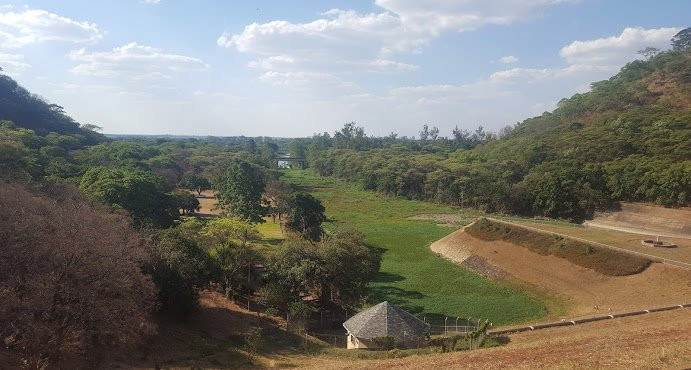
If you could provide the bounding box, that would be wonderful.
[171,190,200,215]
[285,192,326,241]
[79,167,178,227]
[179,173,211,195]
[148,228,211,316]
[321,229,381,308]
[264,178,292,222]
[215,160,266,223]
[671,27,691,50]
[286,192,326,241]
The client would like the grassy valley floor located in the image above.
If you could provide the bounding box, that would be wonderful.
[282,170,547,326]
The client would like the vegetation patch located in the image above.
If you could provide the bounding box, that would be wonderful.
[466,218,652,276]
[282,170,546,326]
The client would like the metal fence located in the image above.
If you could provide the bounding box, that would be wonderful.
[423,316,481,336]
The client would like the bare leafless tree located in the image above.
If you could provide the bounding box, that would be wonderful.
[0,183,157,368]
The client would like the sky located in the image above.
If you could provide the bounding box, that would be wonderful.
[0,1,688,137]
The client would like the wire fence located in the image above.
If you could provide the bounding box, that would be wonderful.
[423,316,481,336]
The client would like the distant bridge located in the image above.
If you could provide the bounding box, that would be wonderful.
[275,157,306,169]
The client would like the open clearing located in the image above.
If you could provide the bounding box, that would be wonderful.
[431,225,691,318]
[298,308,691,369]
[282,170,545,326]
[195,189,222,216]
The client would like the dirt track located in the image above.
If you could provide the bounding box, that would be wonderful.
[430,226,691,318]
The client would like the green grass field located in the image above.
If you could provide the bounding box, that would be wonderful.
[281,170,546,326]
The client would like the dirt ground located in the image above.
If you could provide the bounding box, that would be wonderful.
[299,308,691,369]
[431,228,691,318]
[192,189,221,216]
[514,221,691,265]
[585,202,691,239]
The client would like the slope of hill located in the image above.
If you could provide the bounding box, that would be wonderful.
[0,74,109,181]
[0,74,105,142]
[305,43,691,221]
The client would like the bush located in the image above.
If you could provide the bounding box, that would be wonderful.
[371,336,397,350]
[147,228,211,316]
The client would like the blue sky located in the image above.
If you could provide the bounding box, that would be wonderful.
[0,1,688,137]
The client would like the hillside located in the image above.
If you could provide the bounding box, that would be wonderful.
[304,44,691,221]
[0,75,104,142]
[0,74,109,181]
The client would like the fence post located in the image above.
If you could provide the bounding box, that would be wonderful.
[444,317,448,336]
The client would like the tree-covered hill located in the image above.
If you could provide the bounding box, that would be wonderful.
[301,30,691,221]
[0,74,105,143]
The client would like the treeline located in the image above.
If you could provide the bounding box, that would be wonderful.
[293,39,690,221]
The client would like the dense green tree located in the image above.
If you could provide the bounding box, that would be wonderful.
[209,242,261,298]
[267,240,325,301]
[321,229,381,308]
[200,217,260,247]
[256,283,294,311]
[147,228,211,316]
[215,161,266,223]
[171,190,200,215]
[266,230,381,309]
[285,192,326,241]
[179,173,211,195]
[79,167,178,227]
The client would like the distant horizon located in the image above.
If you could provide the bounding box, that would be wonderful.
[1,1,688,137]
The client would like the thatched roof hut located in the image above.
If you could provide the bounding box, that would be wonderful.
[343,301,430,349]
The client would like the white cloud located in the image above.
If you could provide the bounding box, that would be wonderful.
[329,26,678,135]
[141,0,161,4]
[218,9,416,88]
[374,0,575,33]
[490,26,678,86]
[560,27,680,67]
[68,42,209,80]
[220,2,573,90]
[369,59,419,72]
[257,70,355,92]
[499,55,518,64]
[0,53,30,74]
[0,9,102,48]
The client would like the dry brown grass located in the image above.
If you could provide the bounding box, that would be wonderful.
[187,189,222,216]
[296,309,691,369]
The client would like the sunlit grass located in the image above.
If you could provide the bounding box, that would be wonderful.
[254,219,285,257]
[281,170,546,326]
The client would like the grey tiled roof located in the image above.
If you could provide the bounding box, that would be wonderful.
[343,301,430,339]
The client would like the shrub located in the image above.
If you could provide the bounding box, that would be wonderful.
[371,336,397,350]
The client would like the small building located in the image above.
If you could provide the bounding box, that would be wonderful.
[343,301,430,349]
